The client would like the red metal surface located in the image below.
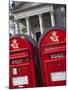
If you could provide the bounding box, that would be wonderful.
[38,27,66,86]
[9,35,37,89]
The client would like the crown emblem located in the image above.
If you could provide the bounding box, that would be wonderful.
[50,31,59,42]
[11,39,19,49]
[52,31,57,36]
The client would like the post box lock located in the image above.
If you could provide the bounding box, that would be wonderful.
[13,68,17,75]
[57,63,61,67]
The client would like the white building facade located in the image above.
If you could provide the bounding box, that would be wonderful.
[10,2,66,42]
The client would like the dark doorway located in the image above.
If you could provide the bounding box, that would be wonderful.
[36,32,41,42]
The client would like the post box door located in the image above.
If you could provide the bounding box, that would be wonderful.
[10,65,31,88]
[43,60,66,86]
[10,57,37,88]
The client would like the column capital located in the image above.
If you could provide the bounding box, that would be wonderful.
[38,13,43,17]
[50,10,54,13]
[25,16,30,20]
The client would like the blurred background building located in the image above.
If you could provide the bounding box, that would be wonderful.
[9,1,66,42]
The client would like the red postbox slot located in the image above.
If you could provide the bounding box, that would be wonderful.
[10,48,29,59]
[42,44,66,54]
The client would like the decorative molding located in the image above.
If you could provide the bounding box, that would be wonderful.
[14,5,54,20]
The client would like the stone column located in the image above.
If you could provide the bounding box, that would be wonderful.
[38,14,44,34]
[10,20,15,35]
[14,20,19,34]
[26,17,30,35]
[50,11,55,27]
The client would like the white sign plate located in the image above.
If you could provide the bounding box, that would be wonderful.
[51,72,66,81]
[12,76,29,86]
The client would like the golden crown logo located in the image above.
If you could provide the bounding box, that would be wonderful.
[11,39,19,49]
[50,31,59,42]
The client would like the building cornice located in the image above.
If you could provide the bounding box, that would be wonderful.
[14,5,54,20]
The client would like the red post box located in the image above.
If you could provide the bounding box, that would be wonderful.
[9,35,38,89]
[38,27,66,86]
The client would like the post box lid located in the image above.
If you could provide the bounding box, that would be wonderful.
[10,34,37,52]
[38,27,66,47]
